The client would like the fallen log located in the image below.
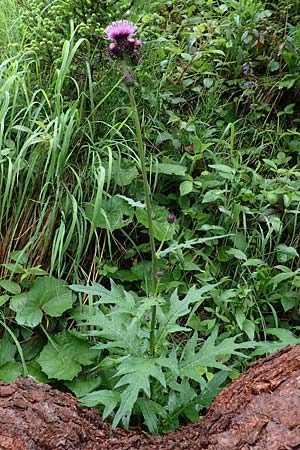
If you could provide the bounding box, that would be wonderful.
[0,345,300,449]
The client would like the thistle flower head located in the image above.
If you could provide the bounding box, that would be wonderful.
[105,20,142,64]
[105,20,137,42]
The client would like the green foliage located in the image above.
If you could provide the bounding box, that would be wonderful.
[71,281,256,430]
[10,276,73,328]
[1,0,300,436]
[37,331,97,380]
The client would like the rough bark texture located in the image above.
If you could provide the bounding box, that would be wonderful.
[1,345,300,449]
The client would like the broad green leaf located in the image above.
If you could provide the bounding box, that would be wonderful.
[180,180,193,196]
[0,280,21,295]
[251,328,300,356]
[66,376,103,397]
[9,251,28,265]
[226,248,247,260]
[116,357,166,388]
[1,263,24,274]
[10,294,42,328]
[111,160,138,186]
[112,383,140,428]
[276,244,299,262]
[37,331,97,380]
[0,295,9,307]
[0,361,22,381]
[156,163,187,176]
[202,189,226,203]
[235,310,246,330]
[70,279,135,308]
[203,78,214,88]
[116,194,145,209]
[158,235,231,258]
[280,292,296,312]
[208,165,234,181]
[0,336,16,366]
[111,356,170,428]
[267,270,299,288]
[242,319,255,340]
[27,361,49,383]
[84,309,146,357]
[242,259,265,267]
[10,276,73,327]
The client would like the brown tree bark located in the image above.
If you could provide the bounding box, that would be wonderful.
[1,345,300,449]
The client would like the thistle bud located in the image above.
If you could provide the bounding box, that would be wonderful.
[126,37,136,51]
[108,42,120,58]
[167,214,176,224]
[156,269,164,279]
[134,39,142,49]
[130,51,141,65]
[123,73,135,86]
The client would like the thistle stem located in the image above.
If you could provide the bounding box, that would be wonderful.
[125,80,157,358]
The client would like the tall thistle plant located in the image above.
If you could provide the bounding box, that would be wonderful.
[105,20,159,357]
[70,21,256,432]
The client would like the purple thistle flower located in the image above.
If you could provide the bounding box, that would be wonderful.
[105,20,137,42]
[105,20,142,63]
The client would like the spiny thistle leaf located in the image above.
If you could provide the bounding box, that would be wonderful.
[179,328,256,381]
[112,357,166,428]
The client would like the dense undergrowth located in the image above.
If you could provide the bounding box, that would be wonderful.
[0,0,300,434]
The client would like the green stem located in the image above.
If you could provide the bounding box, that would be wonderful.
[123,68,157,358]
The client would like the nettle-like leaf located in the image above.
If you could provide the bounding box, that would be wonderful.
[110,159,139,187]
[85,196,134,231]
[0,361,22,381]
[0,335,16,366]
[37,331,97,380]
[0,336,22,382]
[179,328,256,381]
[10,276,73,328]
[156,284,219,346]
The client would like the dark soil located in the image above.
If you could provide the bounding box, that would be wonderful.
[1,345,300,449]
